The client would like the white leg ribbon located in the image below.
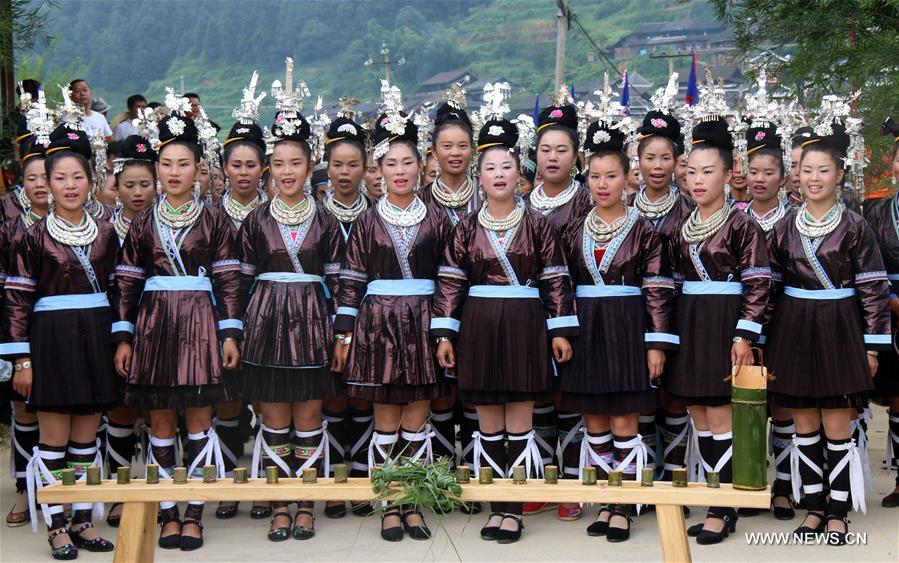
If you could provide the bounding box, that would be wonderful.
[11,419,38,480]
[294,423,329,476]
[827,439,866,514]
[578,432,613,480]
[26,446,65,533]
[508,431,544,479]
[460,410,478,467]
[367,431,398,475]
[349,412,374,473]
[323,412,346,475]
[693,429,712,483]
[105,424,135,472]
[790,433,823,503]
[472,432,506,478]
[186,428,225,479]
[400,426,434,465]
[428,410,456,464]
[614,434,648,514]
[559,415,584,478]
[850,416,873,493]
[771,427,794,483]
[250,424,292,479]
[638,415,657,470]
[662,414,690,472]
[68,439,106,522]
[213,416,240,477]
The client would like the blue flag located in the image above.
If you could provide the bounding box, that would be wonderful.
[532,94,540,124]
[620,70,630,115]
[570,83,576,102]
[685,50,699,106]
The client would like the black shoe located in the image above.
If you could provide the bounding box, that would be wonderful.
[215,501,239,519]
[586,506,611,537]
[352,501,376,517]
[606,508,632,543]
[250,503,272,520]
[682,505,690,518]
[380,509,404,542]
[825,514,849,546]
[687,522,703,537]
[882,490,899,508]
[771,495,795,520]
[292,509,315,540]
[324,502,347,519]
[267,510,292,542]
[496,514,524,544]
[737,507,763,516]
[460,501,482,515]
[793,511,825,535]
[179,519,204,551]
[695,512,737,545]
[401,509,431,540]
[106,503,122,528]
[47,528,78,561]
[480,512,505,541]
[69,522,114,552]
[158,519,182,550]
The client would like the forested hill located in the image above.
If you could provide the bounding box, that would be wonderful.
[19,0,716,126]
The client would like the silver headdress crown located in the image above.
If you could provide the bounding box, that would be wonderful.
[585,73,638,160]
[309,95,331,163]
[233,70,266,125]
[649,73,679,115]
[25,90,54,146]
[443,75,471,110]
[271,58,311,117]
[372,79,410,160]
[56,84,84,131]
[512,114,535,157]
[18,81,33,112]
[814,92,866,194]
[89,130,108,194]
[195,106,222,169]
[132,107,161,149]
[163,87,192,116]
[472,82,510,147]
[414,102,435,159]
[336,97,360,119]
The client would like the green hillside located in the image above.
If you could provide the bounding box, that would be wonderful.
[18,0,717,127]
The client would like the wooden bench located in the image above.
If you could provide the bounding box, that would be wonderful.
[38,474,768,563]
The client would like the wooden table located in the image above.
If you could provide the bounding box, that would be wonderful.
[39,477,769,563]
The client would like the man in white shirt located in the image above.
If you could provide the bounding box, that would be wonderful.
[70,79,113,141]
[113,94,148,141]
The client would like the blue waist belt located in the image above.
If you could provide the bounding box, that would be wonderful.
[784,286,856,300]
[144,275,213,292]
[366,279,435,296]
[681,281,743,295]
[468,285,540,298]
[575,285,641,298]
[34,291,110,312]
[256,272,329,298]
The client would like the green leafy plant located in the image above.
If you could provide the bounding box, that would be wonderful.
[371,456,464,515]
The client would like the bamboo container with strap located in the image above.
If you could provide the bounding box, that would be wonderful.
[730,348,770,490]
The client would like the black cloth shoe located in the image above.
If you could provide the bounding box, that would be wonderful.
[215,501,239,519]
[402,509,431,540]
[380,508,404,542]
[882,490,899,508]
[69,522,114,552]
[291,509,315,540]
[771,495,795,520]
[606,507,632,543]
[47,527,78,561]
[324,502,347,519]
[586,506,611,536]
[695,511,737,545]
[496,514,524,544]
[793,511,825,535]
[267,510,292,542]
[825,514,849,546]
[480,512,505,541]
[179,519,204,551]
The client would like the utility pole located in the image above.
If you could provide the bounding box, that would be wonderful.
[554,0,571,92]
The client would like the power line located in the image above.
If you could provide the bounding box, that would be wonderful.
[563,1,622,78]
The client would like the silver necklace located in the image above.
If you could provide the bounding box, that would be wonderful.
[795,201,844,239]
[223,189,266,224]
[157,195,204,230]
[432,176,475,209]
[16,187,31,211]
[585,207,628,242]
[749,200,787,233]
[269,194,315,226]
[635,186,676,220]
[530,180,580,211]
[682,203,732,244]
[324,192,368,223]
[46,211,98,246]
[478,202,524,232]
[113,209,132,241]
[377,195,427,228]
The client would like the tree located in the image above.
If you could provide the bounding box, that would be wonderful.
[708,0,899,196]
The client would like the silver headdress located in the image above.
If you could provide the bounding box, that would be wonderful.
[814,92,865,195]
[195,106,222,170]
[132,106,161,149]
[335,97,360,119]
[25,90,54,146]
[472,82,510,147]
[372,79,411,160]
[413,102,434,160]
[309,95,331,163]
[233,70,266,125]
[512,114,535,157]
[55,84,84,131]
[89,130,108,195]
[649,73,680,115]
[265,57,313,154]
[443,75,471,110]
[163,87,192,116]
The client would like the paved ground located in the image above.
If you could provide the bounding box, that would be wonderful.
[1,411,897,562]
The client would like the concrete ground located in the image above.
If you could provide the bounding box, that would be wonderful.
[1,411,897,563]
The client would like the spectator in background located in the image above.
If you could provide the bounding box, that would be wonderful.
[184,92,221,132]
[92,97,111,119]
[69,79,113,141]
[112,95,148,141]
[96,141,122,207]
